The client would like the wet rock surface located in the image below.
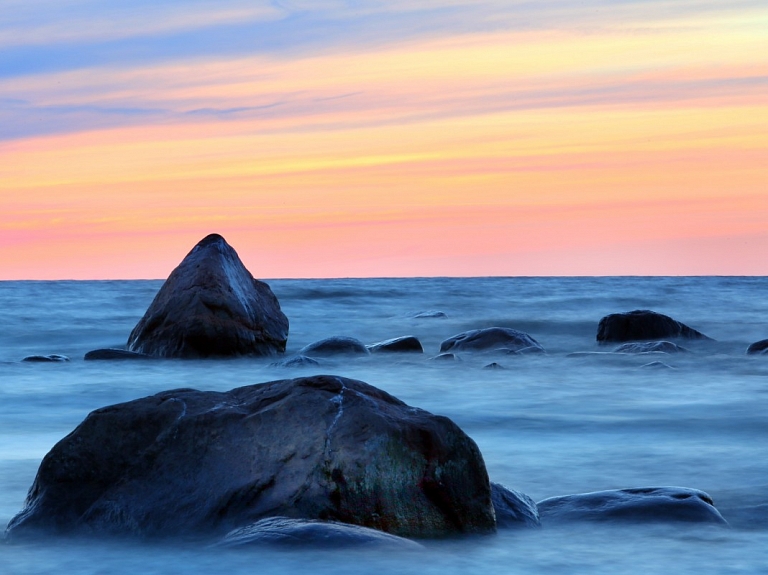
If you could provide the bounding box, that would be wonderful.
[491,483,540,528]
[367,336,423,353]
[298,336,370,357]
[537,487,728,525]
[597,310,711,343]
[440,327,544,354]
[746,339,768,355]
[21,355,69,363]
[5,375,495,541]
[127,234,288,358]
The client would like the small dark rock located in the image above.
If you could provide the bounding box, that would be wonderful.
[491,483,540,528]
[298,336,370,357]
[537,487,727,525]
[127,233,289,358]
[430,353,460,361]
[22,355,70,363]
[270,355,321,367]
[410,311,447,319]
[84,349,154,361]
[216,517,423,549]
[482,362,505,370]
[596,310,711,343]
[614,341,689,354]
[367,336,423,354]
[440,327,544,354]
[746,339,768,355]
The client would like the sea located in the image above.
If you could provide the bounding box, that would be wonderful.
[1,276,767,574]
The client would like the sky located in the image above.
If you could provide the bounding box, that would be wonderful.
[1,0,766,279]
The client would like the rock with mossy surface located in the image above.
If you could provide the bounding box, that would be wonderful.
[5,375,496,541]
[126,233,288,358]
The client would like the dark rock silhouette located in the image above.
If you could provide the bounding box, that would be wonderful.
[440,327,544,354]
[216,517,423,549]
[367,336,423,353]
[84,349,154,361]
[5,375,495,541]
[537,487,727,525]
[613,341,689,354]
[746,339,768,355]
[491,483,540,528]
[596,310,711,343]
[127,234,288,358]
[21,355,69,363]
[298,337,369,357]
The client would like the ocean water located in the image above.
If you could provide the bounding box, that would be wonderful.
[1,276,768,574]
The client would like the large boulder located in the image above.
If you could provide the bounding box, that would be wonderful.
[440,327,544,354]
[596,310,711,344]
[127,234,288,358]
[5,375,495,541]
[537,487,727,525]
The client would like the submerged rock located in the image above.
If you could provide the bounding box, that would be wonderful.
[746,339,768,355]
[430,353,460,362]
[6,375,495,541]
[270,355,321,368]
[537,487,727,525]
[409,311,447,319]
[216,517,422,549]
[491,483,540,528]
[440,328,544,354]
[84,349,154,361]
[127,234,288,358]
[639,361,675,370]
[298,337,370,357]
[367,336,423,354]
[613,341,689,354]
[596,310,711,344]
[21,355,69,363]
[482,362,505,370]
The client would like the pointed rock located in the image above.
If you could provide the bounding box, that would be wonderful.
[127,234,288,358]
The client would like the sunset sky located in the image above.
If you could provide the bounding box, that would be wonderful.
[1,0,766,279]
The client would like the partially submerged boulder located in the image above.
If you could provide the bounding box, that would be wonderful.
[21,354,69,363]
[127,234,288,358]
[216,517,422,549]
[596,310,710,344]
[270,355,321,368]
[613,341,689,354]
[6,375,495,541]
[490,483,540,528]
[298,337,369,357]
[746,339,768,355]
[537,487,727,525]
[440,327,544,354]
[367,336,423,354]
